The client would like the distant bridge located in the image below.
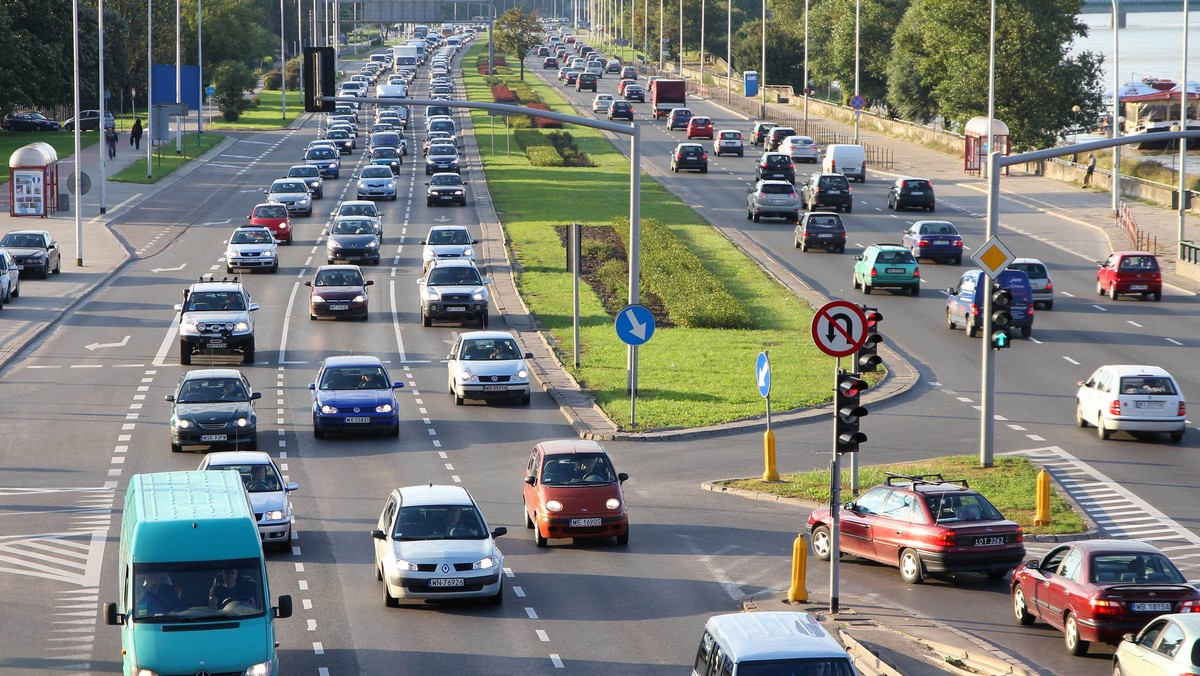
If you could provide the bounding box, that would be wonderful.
[1080,0,1195,12]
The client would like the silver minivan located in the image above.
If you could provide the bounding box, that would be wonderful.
[692,612,855,675]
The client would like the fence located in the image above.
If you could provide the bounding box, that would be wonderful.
[1118,201,1158,252]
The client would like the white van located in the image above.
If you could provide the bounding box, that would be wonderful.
[692,612,856,675]
[823,143,867,183]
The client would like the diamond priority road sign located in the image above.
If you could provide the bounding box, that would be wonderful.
[971,235,1015,278]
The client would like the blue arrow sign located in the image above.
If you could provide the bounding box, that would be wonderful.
[615,304,655,346]
[756,351,771,398]
[205,85,215,97]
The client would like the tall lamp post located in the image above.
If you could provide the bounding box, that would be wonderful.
[1111,0,1120,213]
[852,0,860,144]
[280,0,287,121]
[678,0,683,74]
[1178,0,1189,250]
[759,0,765,117]
[725,0,731,103]
[802,0,809,133]
[658,0,663,71]
[699,0,705,85]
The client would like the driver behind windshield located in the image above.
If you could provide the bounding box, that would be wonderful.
[208,568,259,610]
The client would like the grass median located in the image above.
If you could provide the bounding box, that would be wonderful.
[721,455,1085,535]
[463,44,846,430]
[110,132,225,184]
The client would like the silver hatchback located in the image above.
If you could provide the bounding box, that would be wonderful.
[746,180,801,222]
[1009,258,1054,310]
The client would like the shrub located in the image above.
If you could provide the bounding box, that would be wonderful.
[492,84,518,103]
[514,129,553,149]
[526,102,561,129]
[582,237,618,261]
[546,131,592,165]
[263,69,282,90]
[526,146,563,166]
[513,82,540,104]
[593,258,628,305]
[612,217,754,329]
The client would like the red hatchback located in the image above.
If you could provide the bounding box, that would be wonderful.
[248,202,293,244]
[1012,540,1200,656]
[807,474,1025,584]
[522,440,629,547]
[1097,251,1162,301]
[686,116,714,139]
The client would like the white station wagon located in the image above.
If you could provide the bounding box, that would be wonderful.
[1076,365,1187,443]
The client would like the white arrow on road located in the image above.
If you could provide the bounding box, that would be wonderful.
[433,216,451,223]
[624,308,647,340]
[85,335,131,351]
[150,263,188,273]
[757,363,769,388]
[202,218,232,226]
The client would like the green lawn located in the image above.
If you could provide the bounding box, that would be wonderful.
[110,133,225,184]
[723,455,1085,535]
[1,132,101,183]
[204,90,302,131]
[463,45,844,430]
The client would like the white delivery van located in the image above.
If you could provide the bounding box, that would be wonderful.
[691,612,856,675]
[823,143,867,183]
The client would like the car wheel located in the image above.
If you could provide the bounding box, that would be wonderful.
[171,442,182,453]
[752,212,760,223]
[1076,403,1090,428]
[534,519,548,548]
[844,204,852,213]
[795,238,802,249]
[1153,290,1162,301]
[911,284,920,296]
[453,390,464,406]
[524,502,534,529]
[1044,300,1053,311]
[746,208,752,220]
[1013,586,1036,625]
[887,198,894,210]
[966,316,978,338]
[738,151,743,157]
[899,549,924,584]
[928,203,936,212]
[800,241,808,252]
[521,395,531,406]
[427,199,433,207]
[700,166,708,174]
[375,561,383,581]
[1021,325,1032,339]
[1064,613,1089,656]
[863,283,872,295]
[243,341,255,364]
[53,259,61,274]
[226,266,234,274]
[486,583,503,606]
[271,263,279,274]
[1098,419,1111,440]
[953,256,962,265]
[1170,430,1184,442]
[1109,285,1119,300]
[179,341,192,365]
[313,419,325,439]
[422,312,432,327]
[1097,280,1106,296]
[384,581,400,608]
[616,527,629,546]
[1114,660,1127,676]
[811,526,833,561]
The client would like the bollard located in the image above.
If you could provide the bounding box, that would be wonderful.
[1033,468,1051,526]
[762,428,779,482]
[787,532,809,603]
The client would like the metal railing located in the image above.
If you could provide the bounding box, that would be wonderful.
[1181,240,1200,265]
[1118,201,1158,252]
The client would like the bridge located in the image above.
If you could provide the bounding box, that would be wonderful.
[1081,0,1195,12]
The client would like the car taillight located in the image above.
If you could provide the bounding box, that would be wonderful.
[969,303,978,316]
[676,153,683,159]
[789,193,796,198]
[761,162,769,168]
[869,267,878,278]
[913,269,920,278]
[1044,281,1053,291]
[1089,598,1125,617]
[1109,400,1122,416]
[918,238,929,247]
[1013,526,1023,542]
[808,144,817,150]
[935,530,956,547]
[1179,402,1187,416]
[701,153,708,159]
[954,240,964,247]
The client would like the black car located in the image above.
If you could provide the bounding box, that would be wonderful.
[755,153,796,183]
[576,73,598,92]
[608,100,634,121]
[166,368,261,453]
[424,145,461,175]
[623,84,645,102]
[426,173,469,206]
[286,165,324,199]
[325,218,382,265]
[543,57,559,69]
[801,172,853,213]
[888,177,936,212]
[670,143,708,174]
[794,213,847,253]
[2,112,60,132]
[0,229,62,278]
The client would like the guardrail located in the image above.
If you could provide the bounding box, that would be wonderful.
[1182,240,1200,264]
[1118,201,1159,252]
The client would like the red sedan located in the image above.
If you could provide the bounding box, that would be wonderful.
[248,202,293,244]
[686,116,714,139]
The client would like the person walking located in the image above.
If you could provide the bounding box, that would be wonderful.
[1083,153,1096,187]
[104,125,119,159]
[130,118,143,149]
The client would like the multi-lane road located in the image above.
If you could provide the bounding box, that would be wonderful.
[0,41,1196,674]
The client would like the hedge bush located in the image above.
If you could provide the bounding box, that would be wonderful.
[526,102,562,129]
[526,146,563,166]
[492,84,518,103]
[612,217,753,329]
[514,129,553,150]
[545,131,593,167]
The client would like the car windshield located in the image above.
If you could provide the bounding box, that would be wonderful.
[361,167,392,178]
[176,377,249,403]
[873,250,915,264]
[1,233,47,248]
[919,222,957,235]
[319,365,389,390]
[1008,263,1046,278]
[430,175,463,187]
[339,205,378,218]
[272,182,307,194]
[761,184,794,195]
[925,493,1004,523]
[288,167,319,178]
[766,156,791,167]
[720,132,740,140]
[372,148,400,159]
[429,146,456,158]
[1119,376,1178,396]
[540,453,617,485]
[209,463,282,493]
[806,216,842,229]
[819,177,848,188]
[327,130,348,138]
[231,230,273,244]
[734,659,856,676]
[314,268,363,286]
[427,266,481,286]
[903,180,931,190]
[1089,553,1185,584]
[132,558,264,623]
[185,291,246,312]
[332,220,375,235]
[429,120,455,132]
[307,148,336,160]
[460,338,520,360]
[392,505,488,541]
[428,228,471,244]
[374,134,400,146]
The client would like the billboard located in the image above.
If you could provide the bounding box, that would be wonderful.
[151,64,201,110]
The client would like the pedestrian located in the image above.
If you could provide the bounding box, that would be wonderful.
[131,118,143,149]
[104,125,119,159]
[1083,152,1096,187]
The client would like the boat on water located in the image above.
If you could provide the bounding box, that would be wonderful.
[1118,78,1200,149]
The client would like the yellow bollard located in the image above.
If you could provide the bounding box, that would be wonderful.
[787,532,809,603]
[762,428,779,482]
[1033,469,1052,526]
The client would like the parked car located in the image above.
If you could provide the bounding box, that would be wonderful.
[1075,364,1187,442]
[0,249,20,308]
[63,109,116,132]
[304,264,372,320]
[745,180,799,222]
[713,129,744,157]
[446,331,533,405]
[808,473,1025,584]
[1008,258,1054,310]
[1096,251,1162,301]
[1,112,60,132]
[166,369,261,452]
[902,220,963,263]
[852,243,920,295]
[309,355,402,438]
[946,268,1034,338]
[794,212,847,253]
[670,143,708,174]
[800,172,853,213]
[1011,540,1200,656]
[887,177,936,211]
[522,439,630,546]
[0,229,61,278]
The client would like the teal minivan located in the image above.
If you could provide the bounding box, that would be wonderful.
[105,471,292,675]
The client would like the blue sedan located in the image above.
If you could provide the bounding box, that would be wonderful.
[310,356,403,438]
[901,220,964,265]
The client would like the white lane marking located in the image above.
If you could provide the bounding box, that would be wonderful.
[514,586,526,597]
[1167,338,1183,345]
[389,279,407,361]
[1092,304,1108,312]
[306,619,317,631]
[536,629,550,642]
[1008,424,1026,431]
[525,607,538,619]
[277,281,303,365]
[313,642,324,655]
[1063,356,1080,365]
[956,397,973,403]
[152,314,181,366]
[1127,320,1143,328]
[550,654,564,668]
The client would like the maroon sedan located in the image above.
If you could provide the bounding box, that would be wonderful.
[304,265,372,320]
[1011,539,1200,656]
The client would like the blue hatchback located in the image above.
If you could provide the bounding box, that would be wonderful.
[902,220,964,264]
[946,269,1035,339]
[309,356,403,437]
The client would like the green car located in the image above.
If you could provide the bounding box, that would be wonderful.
[853,244,921,296]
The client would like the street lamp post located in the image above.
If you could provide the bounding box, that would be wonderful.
[803,0,809,133]
[1179,0,1190,250]
[1111,0,1120,213]
[852,0,860,144]
[658,0,663,72]
[1072,105,1081,144]
[725,0,730,104]
[678,0,682,74]
[981,0,998,467]
[759,0,765,117]
[280,0,287,121]
[99,0,107,214]
[700,0,705,85]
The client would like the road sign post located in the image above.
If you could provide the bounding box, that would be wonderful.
[757,351,778,481]
[616,304,655,427]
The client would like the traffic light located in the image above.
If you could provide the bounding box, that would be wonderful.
[856,306,883,373]
[303,47,336,113]
[835,370,868,453]
[990,285,1012,351]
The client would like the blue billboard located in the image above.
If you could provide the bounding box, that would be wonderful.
[151,64,201,110]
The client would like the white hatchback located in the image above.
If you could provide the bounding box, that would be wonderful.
[446,331,533,405]
[592,94,614,114]
[1076,365,1187,442]
[713,129,744,157]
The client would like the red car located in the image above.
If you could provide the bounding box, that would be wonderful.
[617,78,636,95]
[686,116,714,139]
[248,202,293,244]
[1011,540,1200,656]
[807,473,1025,584]
[303,264,372,320]
[522,440,629,547]
[1097,251,1162,301]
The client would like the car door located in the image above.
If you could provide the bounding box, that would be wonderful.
[375,495,398,569]
[1077,367,1107,426]
[1098,254,1117,291]
[1022,545,1069,622]
[839,487,888,557]
[870,490,918,564]
[522,448,542,521]
[948,272,974,325]
[1037,546,1083,632]
[446,336,463,385]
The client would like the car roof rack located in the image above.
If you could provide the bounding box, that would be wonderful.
[884,472,970,489]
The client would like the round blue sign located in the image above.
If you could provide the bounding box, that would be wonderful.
[850,95,865,110]
[615,304,655,346]
[205,85,216,96]
[756,351,771,398]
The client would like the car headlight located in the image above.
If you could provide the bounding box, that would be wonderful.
[320,404,339,414]
[261,251,275,258]
[300,197,310,206]
[357,182,367,189]
[422,249,436,261]
[375,403,393,413]
[472,555,499,570]
[264,510,285,521]
[179,321,198,335]
[234,321,250,332]
[394,558,419,572]
[385,182,395,189]
[235,417,250,427]
[457,370,472,382]
[423,288,440,301]
[328,239,340,248]
[352,294,366,303]
[243,659,277,676]
[472,288,487,301]
[176,419,192,429]
[606,498,621,510]
[453,190,463,196]
[311,295,326,303]
[366,240,377,248]
[462,247,475,257]
[545,500,563,512]
[517,369,528,379]
[32,253,48,261]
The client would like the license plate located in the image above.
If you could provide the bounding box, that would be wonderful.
[207,341,227,349]
[429,578,465,588]
[910,191,924,196]
[438,195,454,200]
[484,385,507,392]
[935,240,949,245]
[345,416,370,423]
[1135,401,1165,409]
[329,304,349,311]
[200,434,228,442]
[974,536,1005,546]
[14,264,23,270]
[446,306,466,312]
[569,518,602,527]
[1133,602,1172,612]
[817,233,833,238]
[826,190,841,195]
[886,267,906,274]
[1130,284,1148,290]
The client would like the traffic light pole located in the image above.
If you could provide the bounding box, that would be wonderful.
[829,358,842,615]
[980,152,1000,468]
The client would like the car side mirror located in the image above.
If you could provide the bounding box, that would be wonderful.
[843,501,856,511]
[392,382,405,389]
[482,277,492,285]
[251,392,262,400]
[524,475,536,486]
[308,383,316,391]
[164,394,175,402]
[103,602,123,626]
[491,527,508,538]
[364,280,374,287]
[223,240,230,245]
[947,287,957,295]
[304,281,312,287]
[173,303,183,312]
[855,255,863,261]
[1077,380,1087,387]
[618,472,629,483]
[249,303,260,312]
[524,352,534,359]
[263,189,269,194]
[274,595,293,619]
[371,528,387,541]
[322,230,329,236]
[286,482,299,492]
[1121,633,1137,644]
[273,239,281,244]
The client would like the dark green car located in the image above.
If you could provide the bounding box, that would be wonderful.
[853,244,921,296]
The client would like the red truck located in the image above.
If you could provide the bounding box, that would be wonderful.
[650,79,687,119]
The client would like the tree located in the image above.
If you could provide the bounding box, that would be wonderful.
[493,7,542,80]
[730,19,807,92]
[211,61,257,121]
[807,0,906,108]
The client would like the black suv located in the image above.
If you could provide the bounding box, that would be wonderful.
[755,153,795,183]
[801,173,853,213]
[794,212,847,253]
[576,72,598,92]
[888,177,936,212]
[766,126,798,152]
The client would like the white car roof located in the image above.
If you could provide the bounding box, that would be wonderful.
[1099,365,1177,378]
[396,484,474,507]
[203,451,275,466]
[704,612,851,663]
